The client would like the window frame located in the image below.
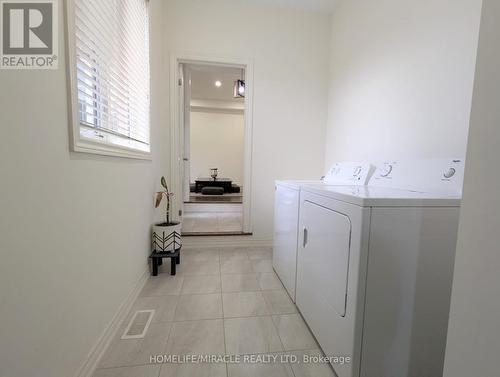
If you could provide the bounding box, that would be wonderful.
[65,0,152,160]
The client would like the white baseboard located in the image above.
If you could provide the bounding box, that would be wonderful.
[74,267,149,377]
[182,235,273,248]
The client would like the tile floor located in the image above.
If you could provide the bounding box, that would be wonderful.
[182,212,243,234]
[93,246,336,377]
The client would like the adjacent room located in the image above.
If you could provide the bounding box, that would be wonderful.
[1,1,499,377]
[181,64,246,235]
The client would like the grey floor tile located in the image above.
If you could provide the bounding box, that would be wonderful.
[182,248,220,262]
[125,295,179,324]
[98,244,304,377]
[221,273,260,292]
[140,275,184,296]
[224,246,254,253]
[246,248,273,260]
[224,316,283,355]
[93,365,161,377]
[99,322,171,368]
[165,319,225,356]
[220,248,249,262]
[227,354,294,377]
[262,290,297,315]
[288,350,337,377]
[159,362,227,377]
[156,261,180,275]
[174,293,223,321]
[222,291,269,318]
[181,275,221,294]
[221,259,254,274]
[258,273,284,290]
[251,259,273,273]
[178,260,220,276]
[272,314,317,351]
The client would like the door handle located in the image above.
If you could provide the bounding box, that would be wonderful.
[303,227,308,248]
[183,158,189,161]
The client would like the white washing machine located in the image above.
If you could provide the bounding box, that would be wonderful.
[296,159,464,377]
[273,162,373,301]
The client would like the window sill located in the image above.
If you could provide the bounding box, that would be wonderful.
[72,138,152,160]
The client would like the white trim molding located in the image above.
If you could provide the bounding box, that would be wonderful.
[64,0,152,160]
[73,268,149,377]
[190,99,244,115]
[169,51,254,234]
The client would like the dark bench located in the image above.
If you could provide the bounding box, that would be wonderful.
[201,186,224,195]
[195,178,232,193]
[149,248,181,276]
[190,182,241,194]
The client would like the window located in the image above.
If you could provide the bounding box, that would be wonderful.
[67,0,150,158]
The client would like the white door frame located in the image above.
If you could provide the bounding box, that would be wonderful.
[180,64,191,203]
[169,52,254,233]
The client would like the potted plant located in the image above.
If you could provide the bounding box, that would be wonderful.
[152,177,181,252]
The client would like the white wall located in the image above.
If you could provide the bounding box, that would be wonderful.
[0,1,168,377]
[443,1,500,376]
[324,0,482,165]
[190,111,245,185]
[164,0,330,239]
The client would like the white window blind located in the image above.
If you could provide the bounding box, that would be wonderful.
[74,0,150,154]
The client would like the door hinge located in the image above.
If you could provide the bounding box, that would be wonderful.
[178,78,183,86]
[179,210,183,216]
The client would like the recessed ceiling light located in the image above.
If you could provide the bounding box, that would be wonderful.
[215,80,222,87]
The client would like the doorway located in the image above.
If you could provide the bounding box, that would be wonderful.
[169,54,254,236]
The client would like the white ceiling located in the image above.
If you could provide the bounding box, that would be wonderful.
[233,0,338,13]
[189,64,245,103]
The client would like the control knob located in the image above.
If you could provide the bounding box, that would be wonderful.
[380,164,393,177]
[444,168,456,179]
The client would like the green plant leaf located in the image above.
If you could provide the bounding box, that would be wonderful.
[154,192,163,208]
[160,176,167,190]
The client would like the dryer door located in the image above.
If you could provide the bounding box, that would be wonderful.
[299,200,351,317]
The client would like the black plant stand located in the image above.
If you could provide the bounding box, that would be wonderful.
[149,247,181,276]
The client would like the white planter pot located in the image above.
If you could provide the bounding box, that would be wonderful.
[152,222,182,252]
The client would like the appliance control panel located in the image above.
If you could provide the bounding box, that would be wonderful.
[324,162,374,186]
[370,159,464,196]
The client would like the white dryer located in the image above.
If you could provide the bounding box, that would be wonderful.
[273,163,373,301]
[296,159,464,377]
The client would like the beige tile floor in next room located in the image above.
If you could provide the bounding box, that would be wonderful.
[93,246,336,377]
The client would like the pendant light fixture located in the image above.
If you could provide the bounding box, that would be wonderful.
[233,68,245,98]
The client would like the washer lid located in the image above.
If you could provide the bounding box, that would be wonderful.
[300,185,461,207]
[275,180,323,190]
[275,162,374,190]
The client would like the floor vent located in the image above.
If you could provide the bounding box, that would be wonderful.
[121,310,155,339]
